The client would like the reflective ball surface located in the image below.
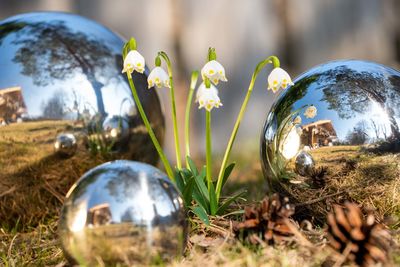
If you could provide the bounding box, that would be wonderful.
[54,133,77,157]
[59,160,187,265]
[0,12,164,166]
[295,151,315,177]
[261,60,400,191]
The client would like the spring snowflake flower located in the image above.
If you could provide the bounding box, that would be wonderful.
[304,105,317,119]
[293,116,302,125]
[196,82,222,111]
[148,67,169,88]
[280,125,300,160]
[201,60,227,85]
[267,67,294,93]
[122,50,145,74]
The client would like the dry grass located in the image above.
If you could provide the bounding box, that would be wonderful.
[0,123,400,266]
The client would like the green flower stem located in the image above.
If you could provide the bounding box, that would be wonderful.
[127,73,175,181]
[159,52,182,170]
[215,56,280,201]
[205,110,212,191]
[184,71,199,167]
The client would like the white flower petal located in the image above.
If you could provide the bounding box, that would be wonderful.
[304,105,317,119]
[196,82,222,111]
[123,50,146,74]
[267,67,293,92]
[148,67,169,89]
[201,60,227,85]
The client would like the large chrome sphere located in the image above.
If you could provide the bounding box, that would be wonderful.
[0,11,164,229]
[59,160,187,265]
[0,12,164,166]
[261,60,400,192]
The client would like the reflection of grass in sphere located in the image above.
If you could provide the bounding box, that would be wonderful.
[283,145,400,225]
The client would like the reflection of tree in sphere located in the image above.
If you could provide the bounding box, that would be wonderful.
[0,12,165,227]
[260,60,400,224]
[0,12,164,164]
[59,160,187,265]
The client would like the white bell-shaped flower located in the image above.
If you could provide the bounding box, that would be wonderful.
[122,50,145,74]
[293,115,302,125]
[196,82,222,111]
[148,67,170,88]
[280,125,300,160]
[201,60,227,85]
[267,67,294,93]
[304,105,317,119]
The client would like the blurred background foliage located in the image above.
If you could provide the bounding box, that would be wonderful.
[1,0,399,160]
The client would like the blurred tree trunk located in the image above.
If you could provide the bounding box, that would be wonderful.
[274,0,297,71]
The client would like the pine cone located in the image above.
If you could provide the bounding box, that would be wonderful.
[234,193,295,245]
[309,166,328,188]
[326,202,390,266]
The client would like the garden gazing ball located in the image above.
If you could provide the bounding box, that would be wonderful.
[54,133,77,157]
[0,10,165,233]
[0,12,164,166]
[59,160,187,265]
[261,60,400,192]
[294,151,315,177]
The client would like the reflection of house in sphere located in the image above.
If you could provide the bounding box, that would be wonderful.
[88,203,112,226]
[260,60,400,224]
[261,60,400,191]
[0,12,164,165]
[59,161,187,265]
[0,12,165,229]
[0,87,27,124]
[301,120,338,148]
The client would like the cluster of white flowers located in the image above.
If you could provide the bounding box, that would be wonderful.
[122,47,295,113]
[196,59,228,111]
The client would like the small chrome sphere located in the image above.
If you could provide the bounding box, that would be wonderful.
[59,160,187,266]
[294,151,315,176]
[54,133,77,157]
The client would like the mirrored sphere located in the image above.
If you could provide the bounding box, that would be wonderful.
[54,133,77,157]
[0,12,164,167]
[261,60,400,192]
[0,11,165,228]
[295,151,315,177]
[59,160,187,265]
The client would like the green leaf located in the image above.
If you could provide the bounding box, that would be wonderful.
[182,177,195,206]
[192,187,209,214]
[192,206,210,225]
[209,182,218,216]
[199,166,206,182]
[194,172,209,203]
[122,42,129,60]
[186,156,198,176]
[221,162,236,188]
[174,169,184,193]
[180,168,193,181]
[216,190,247,215]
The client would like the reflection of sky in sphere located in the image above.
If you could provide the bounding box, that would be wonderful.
[291,60,398,142]
[0,12,133,119]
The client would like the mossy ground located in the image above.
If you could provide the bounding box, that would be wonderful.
[0,123,400,266]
